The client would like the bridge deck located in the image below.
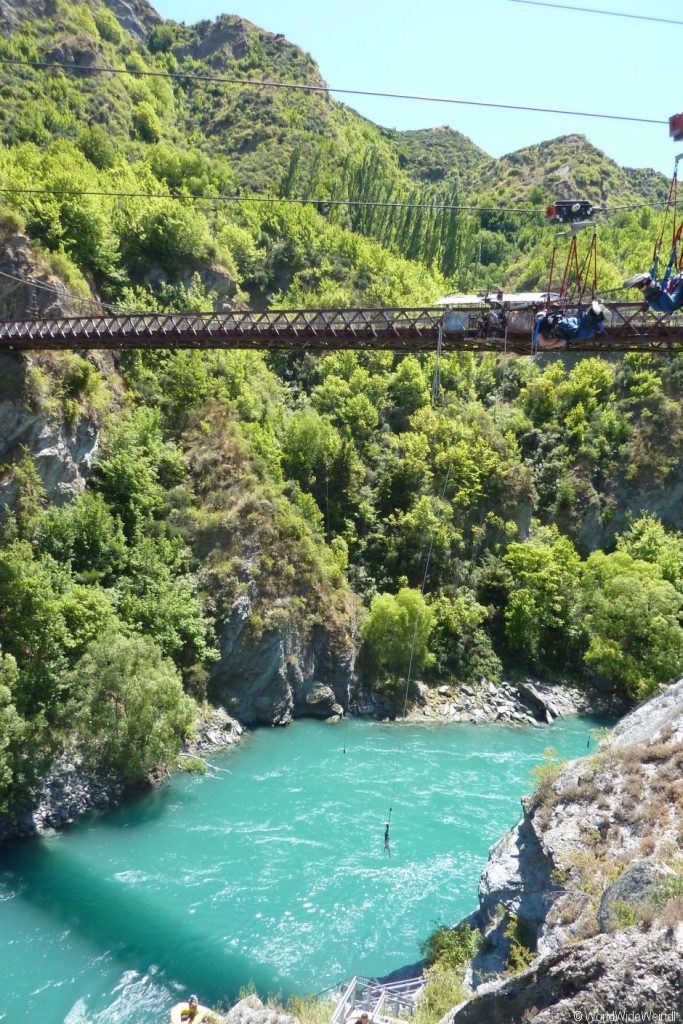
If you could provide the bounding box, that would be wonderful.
[1,304,682,353]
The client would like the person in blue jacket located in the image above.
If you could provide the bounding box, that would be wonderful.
[532,299,607,350]
[625,268,683,314]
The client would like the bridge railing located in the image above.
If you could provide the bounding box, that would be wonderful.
[1,303,682,353]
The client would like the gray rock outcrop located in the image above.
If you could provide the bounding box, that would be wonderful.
[184,706,244,756]
[219,995,299,1024]
[0,752,125,843]
[0,232,76,319]
[0,235,107,509]
[0,708,245,843]
[102,0,163,41]
[211,595,356,725]
[430,678,683,1017]
[597,859,677,932]
[0,353,100,508]
[444,926,683,1024]
[612,677,683,745]
[517,680,577,723]
[575,459,683,553]
[470,814,555,980]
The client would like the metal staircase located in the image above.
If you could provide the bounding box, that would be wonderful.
[330,976,424,1024]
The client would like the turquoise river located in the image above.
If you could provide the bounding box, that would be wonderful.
[0,715,607,1023]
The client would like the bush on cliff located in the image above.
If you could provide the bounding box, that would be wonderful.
[361,587,433,693]
[581,551,683,699]
[68,631,195,783]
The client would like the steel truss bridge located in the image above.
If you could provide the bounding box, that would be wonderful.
[1,302,683,353]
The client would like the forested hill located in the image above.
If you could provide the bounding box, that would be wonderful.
[0,0,671,303]
[2,0,683,828]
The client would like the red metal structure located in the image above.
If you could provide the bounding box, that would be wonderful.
[0,302,682,354]
[670,113,683,143]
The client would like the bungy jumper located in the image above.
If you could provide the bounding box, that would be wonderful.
[624,154,683,314]
[532,199,608,352]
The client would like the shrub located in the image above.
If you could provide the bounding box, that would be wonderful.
[430,590,502,685]
[421,923,478,970]
[147,23,177,53]
[581,550,683,699]
[78,125,116,170]
[412,964,466,1024]
[94,7,123,43]
[361,587,434,689]
[528,747,566,811]
[70,630,195,783]
[132,102,161,143]
[504,913,535,974]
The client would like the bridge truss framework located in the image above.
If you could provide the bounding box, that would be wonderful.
[1,303,683,354]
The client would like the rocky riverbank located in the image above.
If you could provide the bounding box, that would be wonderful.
[436,678,683,1021]
[358,676,616,727]
[0,675,614,845]
[0,705,245,844]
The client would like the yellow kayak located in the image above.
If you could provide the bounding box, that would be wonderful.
[170,1002,211,1024]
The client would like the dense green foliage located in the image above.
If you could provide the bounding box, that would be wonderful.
[68,630,195,782]
[421,923,479,970]
[413,923,477,1024]
[2,0,683,816]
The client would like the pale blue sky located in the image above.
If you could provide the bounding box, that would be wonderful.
[154,0,679,175]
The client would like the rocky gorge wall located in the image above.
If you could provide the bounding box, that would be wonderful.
[441,680,683,1022]
[0,235,106,508]
[0,351,101,509]
[0,707,244,843]
[210,594,355,724]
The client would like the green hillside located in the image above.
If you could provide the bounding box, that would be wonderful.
[2,0,683,829]
[478,133,668,207]
[0,0,672,301]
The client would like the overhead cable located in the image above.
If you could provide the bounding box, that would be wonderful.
[506,0,683,27]
[0,268,120,312]
[0,185,667,215]
[0,57,667,126]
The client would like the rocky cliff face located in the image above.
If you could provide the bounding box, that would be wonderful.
[0,235,116,510]
[0,232,78,320]
[0,352,101,509]
[445,926,683,1024]
[211,594,356,725]
[0,707,244,843]
[443,680,683,1021]
[102,0,162,41]
[0,751,126,843]
[574,457,683,553]
[182,408,361,728]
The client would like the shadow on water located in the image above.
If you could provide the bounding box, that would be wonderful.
[0,839,293,1004]
[86,781,178,831]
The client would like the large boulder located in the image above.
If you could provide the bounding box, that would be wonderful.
[597,859,677,932]
[444,926,683,1024]
[612,678,683,745]
[210,595,356,726]
[221,995,298,1024]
